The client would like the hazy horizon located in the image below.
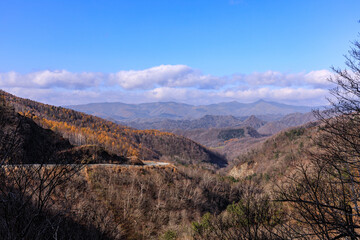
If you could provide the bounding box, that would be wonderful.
[64,98,326,108]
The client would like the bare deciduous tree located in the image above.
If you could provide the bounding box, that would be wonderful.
[0,97,85,239]
[192,181,284,240]
[277,36,360,239]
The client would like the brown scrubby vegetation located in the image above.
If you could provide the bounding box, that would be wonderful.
[1,164,251,239]
[228,122,319,184]
[76,165,245,239]
[191,181,285,240]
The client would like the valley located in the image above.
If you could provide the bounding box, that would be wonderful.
[119,111,317,162]
[0,90,321,239]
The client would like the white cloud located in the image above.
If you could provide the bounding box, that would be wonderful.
[218,87,328,104]
[304,70,334,87]
[236,70,334,88]
[109,65,223,90]
[146,87,189,100]
[0,70,104,89]
[244,71,303,86]
[0,65,334,106]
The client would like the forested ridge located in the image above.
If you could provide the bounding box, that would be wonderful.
[0,90,226,167]
[0,99,129,164]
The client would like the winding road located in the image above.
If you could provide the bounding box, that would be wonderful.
[2,161,171,168]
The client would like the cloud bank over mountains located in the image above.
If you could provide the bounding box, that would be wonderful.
[0,65,334,106]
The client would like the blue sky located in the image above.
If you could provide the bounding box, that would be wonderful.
[0,0,359,106]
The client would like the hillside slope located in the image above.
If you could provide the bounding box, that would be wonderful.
[258,112,317,135]
[1,91,226,167]
[241,115,267,129]
[174,126,263,147]
[228,122,319,183]
[173,126,268,161]
[0,101,129,164]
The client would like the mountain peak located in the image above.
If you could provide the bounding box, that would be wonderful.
[242,115,267,129]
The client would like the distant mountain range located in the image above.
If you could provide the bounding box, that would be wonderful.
[148,113,317,160]
[67,100,316,121]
